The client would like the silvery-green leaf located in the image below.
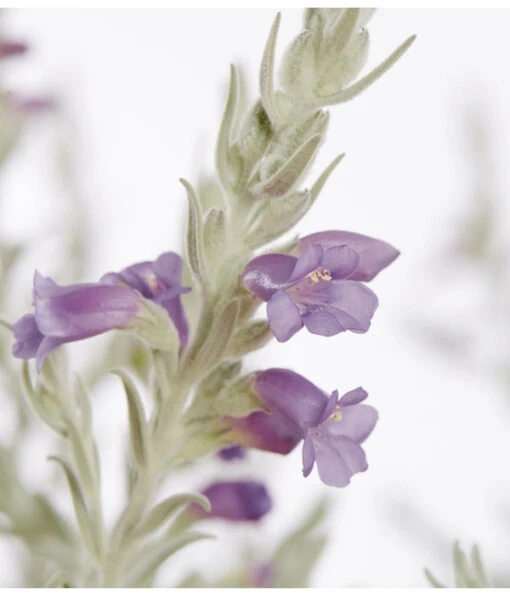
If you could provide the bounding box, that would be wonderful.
[279,31,315,98]
[135,493,211,538]
[251,134,323,199]
[21,361,66,436]
[324,8,362,57]
[215,373,267,418]
[228,320,272,357]
[317,35,416,105]
[130,297,180,354]
[39,347,70,399]
[216,64,241,192]
[185,300,240,380]
[73,374,92,431]
[113,370,150,469]
[470,544,488,587]
[317,28,370,97]
[246,190,312,247]
[198,175,225,211]
[260,13,281,127]
[66,422,96,494]
[424,568,445,588]
[180,178,208,289]
[47,456,99,559]
[122,531,214,587]
[310,153,345,203]
[203,208,226,267]
[196,360,242,400]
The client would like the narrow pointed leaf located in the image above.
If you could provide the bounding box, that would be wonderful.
[216,64,239,191]
[260,13,281,127]
[48,456,99,559]
[186,300,240,380]
[318,35,416,105]
[252,134,323,198]
[310,153,345,203]
[113,370,150,469]
[203,208,226,265]
[228,320,272,357]
[180,178,208,289]
[136,493,211,537]
[328,8,362,57]
[123,531,214,587]
[470,544,488,586]
[424,568,445,588]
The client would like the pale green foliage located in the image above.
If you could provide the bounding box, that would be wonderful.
[425,542,490,588]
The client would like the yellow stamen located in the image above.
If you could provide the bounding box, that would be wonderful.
[331,410,343,422]
[309,269,332,283]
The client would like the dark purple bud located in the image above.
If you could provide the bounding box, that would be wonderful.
[0,41,28,59]
[217,445,247,461]
[101,252,191,348]
[196,481,272,522]
[11,95,56,114]
[244,369,378,488]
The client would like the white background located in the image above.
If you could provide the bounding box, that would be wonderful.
[1,8,510,588]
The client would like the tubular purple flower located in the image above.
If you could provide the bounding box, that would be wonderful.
[101,252,191,348]
[193,481,272,522]
[12,271,141,372]
[239,369,378,488]
[242,241,379,342]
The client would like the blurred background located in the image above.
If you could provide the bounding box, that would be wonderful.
[0,7,509,588]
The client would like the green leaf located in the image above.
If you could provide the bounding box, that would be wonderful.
[252,134,323,199]
[310,153,345,203]
[113,370,150,469]
[470,544,488,587]
[47,456,99,560]
[228,320,273,357]
[424,568,445,588]
[203,207,226,267]
[122,531,214,587]
[326,8,362,57]
[180,178,208,289]
[185,300,240,380]
[136,493,211,538]
[260,13,281,127]
[318,35,416,105]
[73,373,92,431]
[216,64,240,192]
[215,373,267,418]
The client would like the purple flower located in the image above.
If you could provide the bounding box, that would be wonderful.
[217,445,247,462]
[101,252,191,348]
[299,230,400,282]
[242,243,379,342]
[0,41,28,59]
[12,272,141,372]
[236,369,378,488]
[194,481,272,522]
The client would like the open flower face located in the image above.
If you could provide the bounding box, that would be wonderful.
[242,242,379,341]
[232,369,378,488]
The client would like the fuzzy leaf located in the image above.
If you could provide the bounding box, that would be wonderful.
[113,370,150,469]
[47,456,99,559]
[216,64,241,192]
[186,300,240,380]
[310,153,345,203]
[228,320,273,357]
[260,13,281,127]
[215,373,267,418]
[424,568,445,588]
[136,493,211,538]
[181,178,208,288]
[203,208,226,266]
[123,531,214,587]
[317,35,416,105]
[252,134,323,199]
